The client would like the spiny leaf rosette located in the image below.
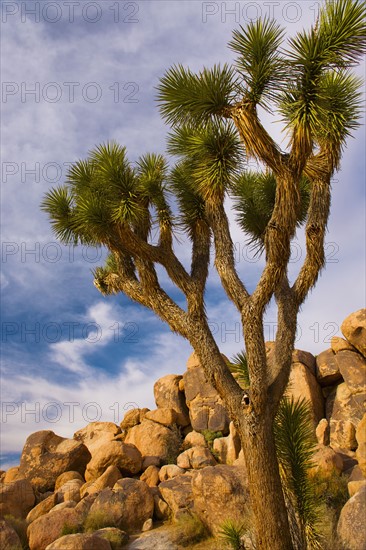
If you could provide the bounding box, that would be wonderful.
[42,2,365,549]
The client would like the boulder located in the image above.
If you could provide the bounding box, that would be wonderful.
[144,408,178,427]
[124,420,181,465]
[45,533,112,549]
[26,493,57,524]
[85,441,142,481]
[355,413,366,476]
[183,353,230,434]
[158,465,185,482]
[159,474,194,518]
[19,431,91,492]
[287,362,324,424]
[309,445,343,477]
[153,375,190,427]
[142,456,160,470]
[327,383,366,452]
[57,478,84,503]
[153,493,170,521]
[182,431,207,450]
[3,467,24,483]
[348,480,366,497]
[74,422,121,454]
[176,446,217,470]
[0,478,35,518]
[315,418,330,446]
[89,479,154,533]
[120,409,149,431]
[55,471,84,491]
[315,349,343,386]
[191,465,249,535]
[140,465,160,487]
[292,349,316,373]
[124,527,181,550]
[337,485,366,550]
[331,336,357,354]
[341,309,366,358]
[0,519,22,549]
[213,422,241,465]
[81,465,122,498]
[336,350,366,394]
[27,506,84,550]
[94,527,129,549]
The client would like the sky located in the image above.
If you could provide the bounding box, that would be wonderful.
[1,0,365,470]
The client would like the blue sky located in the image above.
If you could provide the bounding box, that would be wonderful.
[1,0,365,470]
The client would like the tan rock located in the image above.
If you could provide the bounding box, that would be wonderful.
[142,518,153,532]
[315,349,343,386]
[0,519,22,549]
[85,441,142,481]
[74,422,121,454]
[80,465,122,498]
[153,493,170,521]
[124,420,181,465]
[177,446,216,470]
[54,471,84,491]
[142,456,161,470]
[145,408,178,427]
[3,466,24,483]
[337,485,366,550]
[27,506,84,550]
[292,349,316,373]
[316,418,330,446]
[212,422,241,465]
[45,533,112,549]
[336,350,366,394]
[309,445,343,477]
[331,336,357,353]
[26,493,57,524]
[74,493,97,519]
[330,419,358,452]
[94,527,129,549]
[159,474,194,517]
[178,379,185,392]
[57,479,83,503]
[158,465,185,482]
[120,408,149,431]
[0,478,35,518]
[348,480,366,497]
[356,414,366,476]
[183,355,230,433]
[191,465,249,535]
[287,362,324,425]
[183,431,207,449]
[89,479,154,533]
[153,375,190,427]
[341,309,366,358]
[140,465,160,487]
[233,449,247,468]
[19,431,91,492]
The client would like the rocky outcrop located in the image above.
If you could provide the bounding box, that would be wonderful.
[287,362,324,424]
[341,309,366,358]
[120,409,149,431]
[337,485,366,550]
[19,431,90,492]
[177,446,217,470]
[158,473,194,518]
[74,422,121,453]
[0,478,35,518]
[124,420,181,465]
[27,506,84,550]
[81,465,122,498]
[154,375,190,427]
[85,441,141,481]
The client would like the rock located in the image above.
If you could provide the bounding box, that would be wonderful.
[27,506,84,550]
[355,414,366,476]
[120,409,149,431]
[94,527,129,550]
[55,471,84,491]
[212,422,241,465]
[153,493,170,521]
[81,465,122,498]
[315,349,343,386]
[348,480,366,497]
[292,349,316,373]
[159,474,194,518]
[3,467,24,483]
[57,479,83,503]
[315,418,330,446]
[153,375,190,427]
[124,420,181,465]
[337,485,366,550]
[309,445,343,477]
[142,456,161,470]
[177,446,217,470]
[327,383,366,452]
[144,408,178,427]
[140,465,160,487]
[45,533,112,549]
[85,441,142,481]
[330,420,358,452]
[89,479,154,533]
[158,465,185,482]
[341,309,366,358]
[26,493,57,524]
[19,431,91,492]
[74,493,97,519]
[182,431,207,449]
[51,501,77,512]
[0,519,22,549]
[287,362,324,425]
[142,518,153,532]
[331,336,357,353]
[124,528,180,550]
[336,350,366,394]
[0,478,35,518]
[183,354,230,433]
[191,465,249,535]
[74,422,121,454]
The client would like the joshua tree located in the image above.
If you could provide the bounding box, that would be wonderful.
[42,1,365,548]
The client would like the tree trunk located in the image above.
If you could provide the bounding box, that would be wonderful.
[236,413,294,550]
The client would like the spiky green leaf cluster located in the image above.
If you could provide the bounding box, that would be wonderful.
[229,350,250,389]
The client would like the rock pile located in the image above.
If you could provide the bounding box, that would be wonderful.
[0,309,365,549]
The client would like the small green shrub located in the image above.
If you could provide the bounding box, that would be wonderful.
[219,519,246,550]
[311,471,348,515]
[60,523,81,536]
[163,423,184,465]
[83,510,116,532]
[202,430,223,450]
[4,515,29,549]
[175,512,209,546]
